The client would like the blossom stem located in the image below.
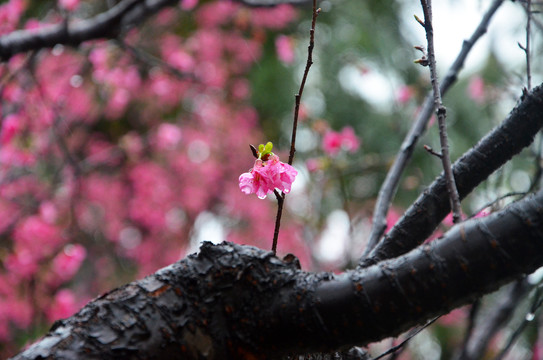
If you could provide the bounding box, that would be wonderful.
[272,190,284,254]
[271,0,319,254]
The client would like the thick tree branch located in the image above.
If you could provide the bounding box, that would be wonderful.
[0,0,312,61]
[0,0,178,61]
[361,83,543,267]
[11,190,543,359]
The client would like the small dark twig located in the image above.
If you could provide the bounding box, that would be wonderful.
[468,191,527,220]
[530,134,543,192]
[494,282,542,360]
[413,14,425,27]
[525,0,533,90]
[456,279,531,360]
[423,144,443,158]
[521,0,542,196]
[457,300,481,359]
[272,190,285,254]
[420,0,462,223]
[372,316,440,360]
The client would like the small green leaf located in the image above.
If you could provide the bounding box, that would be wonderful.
[264,141,273,153]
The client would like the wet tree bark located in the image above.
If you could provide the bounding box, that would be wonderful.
[361,85,543,267]
[10,190,543,360]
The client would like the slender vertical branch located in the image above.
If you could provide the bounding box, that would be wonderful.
[287,0,319,166]
[372,317,440,360]
[364,0,504,255]
[456,300,481,359]
[456,280,531,360]
[272,0,320,254]
[524,0,532,90]
[521,0,543,197]
[420,0,462,223]
[272,190,285,254]
[494,281,541,360]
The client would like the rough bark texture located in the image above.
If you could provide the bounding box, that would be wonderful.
[361,85,543,267]
[11,191,543,359]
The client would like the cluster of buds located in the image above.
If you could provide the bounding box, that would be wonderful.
[413,45,429,67]
[239,142,298,199]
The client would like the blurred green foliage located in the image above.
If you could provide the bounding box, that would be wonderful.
[250,0,535,215]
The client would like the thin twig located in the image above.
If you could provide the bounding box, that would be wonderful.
[272,190,285,254]
[371,316,440,360]
[468,191,526,220]
[423,144,442,158]
[364,0,504,255]
[521,0,542,196]
[287,2,320,166]
[494,282,542,360]
[420,0,462,223]
[524,0,533,90]
[456,300,481,359]
[530,133,543,192]
[455,279,531,360]
[271,0,319,254]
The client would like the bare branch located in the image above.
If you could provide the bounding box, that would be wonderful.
[456,280,531,360]
[287,2,320,166]
[423,144,443,158]
[272,189,285,253]
[372,317,439,360]
[494,283,543,360]
[419,0,462,223]
[365,0,505,255]
[361,82,543,267]
[0,0,179,62]
[524,0,533,90]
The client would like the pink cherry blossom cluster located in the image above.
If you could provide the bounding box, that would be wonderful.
[322,126,361,156]
[275,35,295,65]
[467,76,486,104]
[0,1,304,356]
[239,153,298,199]
[58,0,80,12]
